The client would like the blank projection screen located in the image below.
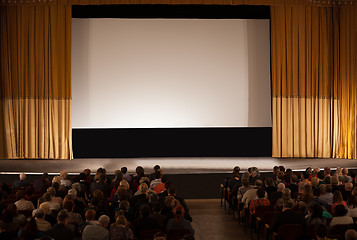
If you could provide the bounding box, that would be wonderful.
[71,18,271,129]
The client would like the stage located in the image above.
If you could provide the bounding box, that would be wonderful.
[0,157,356,175]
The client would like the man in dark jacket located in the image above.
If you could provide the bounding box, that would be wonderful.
[271,201,303,233]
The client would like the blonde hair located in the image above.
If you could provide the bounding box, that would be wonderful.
[119,180,130,190]
[60,170,68,178]
[311,177,319,187]
[139,183,148,194]
[115,212,127,226]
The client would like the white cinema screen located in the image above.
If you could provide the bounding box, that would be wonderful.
[71,18,271,129]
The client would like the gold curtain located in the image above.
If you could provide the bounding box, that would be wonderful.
[338,6,357,159]
[0,0,72,159]
[271,5,339,158]
[271,4,357,158]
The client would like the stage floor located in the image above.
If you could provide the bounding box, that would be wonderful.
[0,157,356,175]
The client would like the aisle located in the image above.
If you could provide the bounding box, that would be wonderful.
[186,199,251,240]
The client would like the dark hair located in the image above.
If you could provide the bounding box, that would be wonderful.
[279,166,285,172]
[154,171,161,180]
[334,204,348,217]
[233,166,240,173]
[19,218,39,240]
[161,175,168,183]
[154,165,160,171]
[57,209,70,223]
[309,204,323,218]
[121,167,128,174]
[140,204,151,218]
[347,196,357,208]
[303,172,310,180]
[168,184,177,195]
[317,171,325,180]
[257,188,266,199]
[136,166,145,177]
[315,223,328,238]
[265,177,274,187]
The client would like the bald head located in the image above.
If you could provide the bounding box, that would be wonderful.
[345,229,357,240]
[19,173,26,181]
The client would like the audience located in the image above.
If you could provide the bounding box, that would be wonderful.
[3,164,357,240]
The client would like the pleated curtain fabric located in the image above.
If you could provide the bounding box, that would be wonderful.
[0,0,72,159]
[271,4,357,159]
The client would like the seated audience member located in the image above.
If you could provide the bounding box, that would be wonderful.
[121,167,132,183]
[249,188,270,214]
[80,209,98,234]
[249,167,260,185]
[111,170,124,189]
[263,177,277,197]
[15,190,35,211]
[316,184,333,209]
[347,195,357,217]
[45,209,74,240]
[12,173,29,190]
[317,171,326,186]
[342,182,354,201]
[287,174,299,197]
[117,200,135,223]
[314,223,330,240]
[228,171,241,198]
[33,172,51,194]
[38,201,57,226]
[149,165,161,182]
[46,186,63,206]
[53,170,72,188]
[345,229,357,240]
[341,168,353,183]
[40,192,61,212]
[275,171,285,185]
[311,177,320,196]
[324,167,332,177]
[33,208,51,232]
[301,171,312,185]
[331,190,347,216]
[154,174,168,194]
[82,214,110,240]
[150,170,163,190]
[1,208,21,239]
[167,184,192,222]
[90,173,110,197]
[269,182,285,206]
[271,201,303,233]
[62,198,83,227]
[237,178,253,201]
[150,202,166,230]
[132,183,149,213]
[329,204,353,227]
[166,205,194,235]
[132,204,161,238]
[110,212,134,240]
[241,180,267,208]
[131,166,145,192]
[296,184,314,210]
[275,188,293,211]
[305,204,326,226]
[331,175,340,192]
[18,218,42,240]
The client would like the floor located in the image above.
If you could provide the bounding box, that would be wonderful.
[186,199,251,240]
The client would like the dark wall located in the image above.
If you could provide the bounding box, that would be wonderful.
[72,127,272,158]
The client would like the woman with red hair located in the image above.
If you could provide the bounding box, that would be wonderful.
[166,205,194,235]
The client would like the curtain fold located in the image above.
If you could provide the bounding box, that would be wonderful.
[271,6,339,158]
[0,0,72,159]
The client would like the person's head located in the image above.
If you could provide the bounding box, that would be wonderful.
[57,209,70,224]
[324,167,331,176]
[140,204,151,218]
[342,168,349,176]
[16,190,26,200]
[308,203,323,218]
[277,182,285,192]
[273,166,279,174]
[46,186,56,196]
[298,182,307,193]
[233,166,240,174]
[161,174,168,184]
[121,167,128,174]
[60,170,68,179]
[83,168,91,176]
[92,189,104,200]
[242,178,250,187]
[43,192,52,202]
[98,173,106,183]
[19,172,26,181]
[313,167,320,175]
[311,177,319,187]
[282,188,291,201]
[286,168,293,176]
[331,175,339,185]
[254,180,263,188]
[256,188,266,199]
[115,212,127,226]
[333,190,343,204]
[315,223,328,240]
[290,174,298,184]
[154,165,160,171]
[168,184,177,195]
[345,229,357,240]
[119,180,130,190]
[154,170,161,180]
[63,199,74,212]
[302,171,310,180]
[68,188,77,198]
[346,182,354,191]
[319,184,327,195]
[149,192,159,204]
[277,171,284,181]
[85,209,96,221]
[119,200,130,212]
[279,166,285,172]
[324,176,331,184]
[334,204,348,217]
[33,208,45,219]
[306,167,312,175]
[173,204,185,222]
[264,177,274,187]
[136,166,145,176]
[347,195,357,208]
[139,177,150,186]
[98,215,110,228]
[164,196,175,208]
[138,183,148,194]
[317,171,325,180]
